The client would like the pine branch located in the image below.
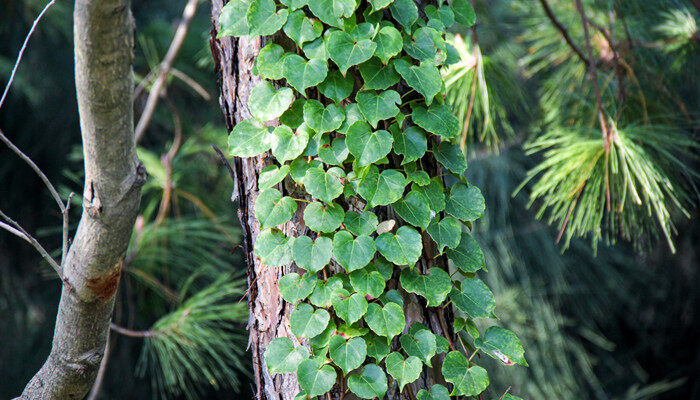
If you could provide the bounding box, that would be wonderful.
[537,0,589,65]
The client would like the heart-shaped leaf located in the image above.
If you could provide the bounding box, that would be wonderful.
[228,119,271,157]
[270,125,309,163]
[434,141,467,174]
[453,0,476,27]
[283,54,328,95]
[264,337,309,374]
[368,0,393,11]
[258,164,289,189]
[393,190,431,228]
[406,167,431,186]
[403,27,446,65]
[247,0,289,37]
[400,267,451,307]
[376,226,422,266]
[446,233,485,273]
[297,358,336,398]
[337,323,369,339]
[333,230,376,272]
[254,188,297,229]
[249,81,294,122]
[346,121,393,167]
[218,0,252,38]
[283,10,323,47]
[357,166,407,207]
[290,303,330,338]
[445,183,485,221]
[349,267,386,298]
[389,0,418,30]
[385,352,422,392]
[348,364,388,399]
[359,58,401,90]
[254,229,292,266]
[400,329,437,366]
[344,210,379,236]
[338,103,366,134]
[280,0,307,10]
[309,276,344,307]
[318,135,349,166]
[329,335,367,374]
[374,25,403,64]
[279,272,317,303]
[303,201,344,233]
[327,31,377,75]
[280,99,306,129]
[442,351,489,396]
[391,125,427,164]
[318,70,354,104]
[412,103,460,139]
[307,0,346,28]
[393,59,443,105]
[332,290,369,325]
[303,99,346,134]
[450,278,496,319]
[292,236,333,272]
[416,384,450,400]
[290,157,322,184]
[304,167,343,203]
[427,216,461,253]
[365,302,405,338]
[474,326,528,366]
[364,332,391,362]
[356,90,400,128]
[255,43,286,80]
[412,178,445,212]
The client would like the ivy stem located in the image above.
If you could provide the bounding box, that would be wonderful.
[468,348,480,363]
[401,89,416,99]
[294,198,311,203]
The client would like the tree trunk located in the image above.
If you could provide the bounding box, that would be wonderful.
[15,0,145,398]
[209,1,454,399]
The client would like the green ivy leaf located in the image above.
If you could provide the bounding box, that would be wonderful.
[412,178,445,212]
[337,323,369,339]
[303,36,330,60]
[318,135,349,165]
[356,89,400,128]
[406,168,431,186]
[365,302,405,338]
[280,99,306,129]
[309,276,344,307]
[247,0,289,37]
[434,141,467,174]
[389,0,418,30]
[329,335,367,375]
[346,21,379,41]
[307,0,345,28]
[426,216,461,253]
[283,54,328,95]
[453,0,476,27]
[254,229,292,267]
[400,267,451,307]
[290,157,322,184]
[218,0,252,38]
[445,184,485,221]
[368,0,393,12]
[318,70,354,104]
[475,326,528,366]
[304,167,344,203]
[393,190,431,229]
[264,337,309,374]
[385,352,422,392]
[357,167,407,207]
[416,384,451,400]
[254,188,297,229]
[374,25,403,64]
[270,125,309,163]
[255,43,286,80]
[290,303,330,338]
[403,27,446,65]
[303,100,346,134]
[376,226,422,266]
[292,235,333,272]
[333,230,376,272]
[344,210,379,236]
[283,9,323,47]
[346,121,394,167]
[310,320,336,350]
[412,103,460,139]
[258,164,290,189]
[228,119,271,157]
[280,0,308,10]
[332,290,369,325]
[279,272,317,303]
[364,332,391,362]
[400,329,437,366]
[348,364,388,399]
[338,103,366,134]
[446,233,484,273]
[359,58,401,90]
[349,267,386,299]
[297,358,336,398]
[303,201,344,233]
[393,59,443,105]
[391,125,427,164]
[450,278,496,319]
[327,31,377,75]
[442,352,489,396]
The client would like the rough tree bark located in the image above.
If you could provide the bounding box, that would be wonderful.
[15,0,145,398]
[210,1,454,399]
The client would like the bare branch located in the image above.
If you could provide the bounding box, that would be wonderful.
[0,209,63,279]
[110,323,155,338]
[171,67,211,100]
[538,0,590,65]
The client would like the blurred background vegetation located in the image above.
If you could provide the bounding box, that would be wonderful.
[0,0,697,399]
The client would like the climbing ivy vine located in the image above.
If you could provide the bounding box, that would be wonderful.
[219,0,526,398]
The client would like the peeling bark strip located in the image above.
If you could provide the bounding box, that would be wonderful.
[15,0,144,398]
[210,1,455,399]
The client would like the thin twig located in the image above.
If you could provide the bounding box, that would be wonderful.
[155,98,183,226]
[211,144,236,184]
[0,221,31,243]
[109,322,155,338]
[437,308,457,352]
[0,209,62,279]
[498,386,513,400]
[134,0,200,143]
[87,331,113,400]
[538,0,589,65]
[0,0,56,109]
[171,68,211,100]
[61,193,75,266]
